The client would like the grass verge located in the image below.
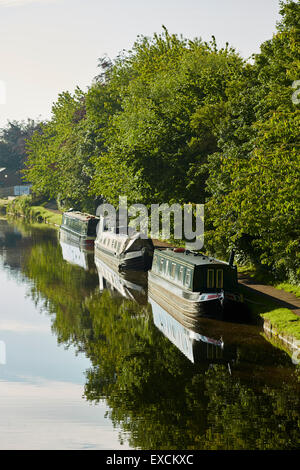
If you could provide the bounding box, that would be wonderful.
[6,195,62,226]
[239,283,300,346]
[261,308,300,341]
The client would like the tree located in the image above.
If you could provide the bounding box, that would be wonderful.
[90,30,244,206]
[24,89,98,211]
[0,119,42,172]
[204,0,300,281]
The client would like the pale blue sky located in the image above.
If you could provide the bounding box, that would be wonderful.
[0,0,281,127]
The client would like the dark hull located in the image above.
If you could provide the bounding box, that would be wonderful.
[148,271,245,322]
[148,278,223,325]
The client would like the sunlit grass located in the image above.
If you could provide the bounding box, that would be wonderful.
[239,283,300,341]
[5,196,62,226]
[30,205,62,226]
[274,283,300,299]
[262,308,300,341]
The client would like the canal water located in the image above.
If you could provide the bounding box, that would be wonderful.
[0,219,299,450]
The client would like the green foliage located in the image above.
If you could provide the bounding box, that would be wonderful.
[204,0,300,282]
[23,1,300,282]
[275,283,300,298]
[0,119,41,172]
[24,89,97,211]
[90,31,243,205]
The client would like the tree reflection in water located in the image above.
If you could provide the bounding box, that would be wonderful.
[20,229,300,450]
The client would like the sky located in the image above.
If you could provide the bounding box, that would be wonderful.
[0,0,281,127]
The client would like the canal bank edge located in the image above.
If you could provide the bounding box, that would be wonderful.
[263,316,300,362]
[1,195,300,360]
[1,196,62,227]
[239,282,300,360]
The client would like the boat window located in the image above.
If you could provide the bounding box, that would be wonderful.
[216,269,223,288]
[160,259,165,273]
[80,221,87,235]
[153,255,158,267]
[207,269,214,288]
[111,239,115,249]
[165,260,169,275]
[171,263,176,278]
[185,269,191,287]
[178,266,184,283]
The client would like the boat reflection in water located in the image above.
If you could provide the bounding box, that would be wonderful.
[59,229,95,271]
[149,296,237,364]
[95,256,148,304]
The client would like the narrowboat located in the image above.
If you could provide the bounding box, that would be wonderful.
[95,256,147,304]
[95,219,154,271]
[59,211,99,249]
[148,248,243,321]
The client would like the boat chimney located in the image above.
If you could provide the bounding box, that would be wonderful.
[228,249,235,266]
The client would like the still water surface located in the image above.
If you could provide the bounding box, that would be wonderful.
[0,219,299,450]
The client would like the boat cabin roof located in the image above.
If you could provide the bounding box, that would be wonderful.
[63,211,99,223]
[154,249,228,268]
[97,230,130,242]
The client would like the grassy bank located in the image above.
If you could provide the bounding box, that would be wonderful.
[261,308,300,340]
[240,282,300,358]
[6,195,62,226]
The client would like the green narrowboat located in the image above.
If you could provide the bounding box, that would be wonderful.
[59,211,99,249]
[148,248,243,320]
